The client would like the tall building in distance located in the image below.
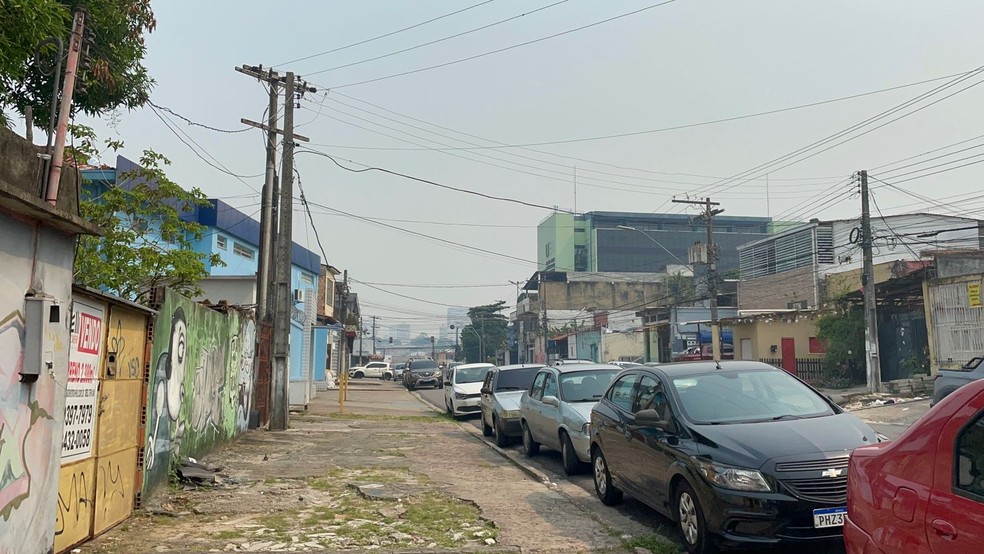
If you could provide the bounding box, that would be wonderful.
[537,211,776,274]
[390,323,412,343]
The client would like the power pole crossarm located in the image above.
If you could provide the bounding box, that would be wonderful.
[673,197,724,363]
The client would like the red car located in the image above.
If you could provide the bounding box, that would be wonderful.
[844,378,984,554]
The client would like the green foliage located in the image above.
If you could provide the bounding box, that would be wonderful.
[815,303,865,387]
[665,271,695,305]
[0,0,156,128]
[75,149,223,303]
[461,301,508,363]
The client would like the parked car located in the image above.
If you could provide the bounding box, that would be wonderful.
[590,361,880,554]
[519,364,621,474]
[932,356,984,406]
[349,361,392,380]
[444,363,494,418]
[443,361,462,384]
[609,361,644,370]
[480,364,545,447]
[404,358,441,390]
[392,362,406,379]
[673,344,735,362]
[844,378,984,554]
[551,359,595,366]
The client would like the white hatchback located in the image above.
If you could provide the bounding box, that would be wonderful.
[349,361,392,380]
[444,363,494,418]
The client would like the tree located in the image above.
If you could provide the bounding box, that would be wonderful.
[815,302,865,387]
[461,301,508,363]
[74,149,223,304]
[0,0,156,128]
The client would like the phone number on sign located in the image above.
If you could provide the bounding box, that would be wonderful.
[63,428,92,452]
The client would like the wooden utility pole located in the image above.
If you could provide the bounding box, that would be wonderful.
[859,170,882,393]
[44,8,85,204]
[673,197,724,362]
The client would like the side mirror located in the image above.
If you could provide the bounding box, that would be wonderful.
[542,395,560,407]
[480,387,491,395]
[635,408,677,434]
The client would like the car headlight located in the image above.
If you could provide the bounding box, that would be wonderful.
[501,410,521,419]
[693,458,771,492]
[454,392,468,400]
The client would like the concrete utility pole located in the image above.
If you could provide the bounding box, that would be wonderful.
[859,170,882,393]
[673,197,724,362]
[45,8,85,205]
[371,316,377,355]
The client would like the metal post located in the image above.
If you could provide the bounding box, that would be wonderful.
[706,198,721,364]
[44,9,85,204]
[372,316,377,355]
[860,170,882,393]
[270,72,295,431]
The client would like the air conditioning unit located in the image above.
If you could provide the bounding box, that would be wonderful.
[293,289,304,303]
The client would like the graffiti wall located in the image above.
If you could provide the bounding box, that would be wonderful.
[1,217,75,554]
[143,289,255,498]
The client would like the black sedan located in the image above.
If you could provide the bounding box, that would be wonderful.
[589,361,880,553]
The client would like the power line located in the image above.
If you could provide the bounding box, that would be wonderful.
[295,147,575,213]
[147,101,251,133]
[275,0,496,67]
[358,281,513,289]
[305,0,570,77]
[320,0,677,89]
[350,278,473,309]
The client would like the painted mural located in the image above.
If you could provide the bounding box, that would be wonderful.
[143,290,256,497]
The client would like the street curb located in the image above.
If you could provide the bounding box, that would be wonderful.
[407,390,554,487]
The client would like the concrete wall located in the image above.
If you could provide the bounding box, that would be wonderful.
[602,332,645,362]
[739,265,816,310]
[540,279,665,311]
[732,316,822,361]
[0,218,75,554]
[143,290,255,499]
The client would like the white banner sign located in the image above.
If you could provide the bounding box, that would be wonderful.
[62,299,103,463]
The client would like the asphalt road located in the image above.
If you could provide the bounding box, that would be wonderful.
[411,384,927,554]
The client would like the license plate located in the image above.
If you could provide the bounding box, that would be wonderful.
[813,507,846,528]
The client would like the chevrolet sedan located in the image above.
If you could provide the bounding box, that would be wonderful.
[590,361,880,554]
[519,364,620,475]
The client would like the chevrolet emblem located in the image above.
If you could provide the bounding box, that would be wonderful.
[821,468,844,478]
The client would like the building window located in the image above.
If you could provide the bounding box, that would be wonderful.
[809,337,825,354]
[574,245,588,271]
[301,273,314,285]
[233,242,254,260]
[545,242,553,258]
[216,235,227,250]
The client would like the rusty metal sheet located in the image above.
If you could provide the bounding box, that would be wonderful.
[94,379,143,457]
[54,458,97,553]
[92,447,138,536]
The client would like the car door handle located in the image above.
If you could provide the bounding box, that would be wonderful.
[932,519,957,540]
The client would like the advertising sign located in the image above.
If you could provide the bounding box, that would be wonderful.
[62,299,104,463]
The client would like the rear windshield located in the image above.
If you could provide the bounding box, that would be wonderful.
[496,367,540,392]
[409,360,438,371]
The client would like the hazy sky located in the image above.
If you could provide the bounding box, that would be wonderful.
[82,0,984,337]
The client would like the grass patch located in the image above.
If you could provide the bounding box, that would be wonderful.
[212,530,244,540]
[622,533,681,554]
[395,492,497,547]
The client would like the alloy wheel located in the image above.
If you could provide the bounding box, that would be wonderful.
[679,491,699,546]
[594,455,607,495]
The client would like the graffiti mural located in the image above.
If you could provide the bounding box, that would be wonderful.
[144,290,255,498]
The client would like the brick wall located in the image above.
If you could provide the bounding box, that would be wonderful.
[739,265,816,310]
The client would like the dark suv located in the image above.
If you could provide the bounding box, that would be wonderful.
[404,359,441,390]
[932,356,984,405]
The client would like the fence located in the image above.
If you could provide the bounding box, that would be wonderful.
[759,357,825,384]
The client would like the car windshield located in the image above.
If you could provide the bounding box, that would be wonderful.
[495,367,541,391]
[670,368,834,424]
[456,366,491,384]
[410,360,438,371]
[560,370,620,402]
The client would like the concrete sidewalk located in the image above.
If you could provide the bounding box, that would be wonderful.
[82,385,662,554]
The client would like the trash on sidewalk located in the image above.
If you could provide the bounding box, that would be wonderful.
[177,457,222,486]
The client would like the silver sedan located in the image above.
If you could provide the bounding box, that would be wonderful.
[519,364,621,475]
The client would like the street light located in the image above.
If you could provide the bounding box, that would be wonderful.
[616,225,691,269]
[458,325,484,362]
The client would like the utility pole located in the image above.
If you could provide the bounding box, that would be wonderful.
[371,316,377,355]
[859,170,882,393]
[673,197,724,362]
[358,316,364,366]
[44,8,85,205]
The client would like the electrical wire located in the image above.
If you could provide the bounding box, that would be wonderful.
[304,0,570,77]
[321,0,677,89]
[147,101,251,133]
[275,0,496,67]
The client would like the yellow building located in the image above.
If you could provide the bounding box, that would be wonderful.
[726,310,826,383]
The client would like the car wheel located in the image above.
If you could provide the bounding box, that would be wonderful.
[560,431,581,475]
[494,416,510,448]
[481,413,493,437]
[592,447,623,506]
[521,421,539,457]
[676,480,712,554]
[445,398,453,414]
[354,371,364,379]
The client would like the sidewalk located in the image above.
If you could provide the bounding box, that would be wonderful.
[81,385,661,553]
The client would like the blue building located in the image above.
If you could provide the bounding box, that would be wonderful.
[82,156,328,407]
